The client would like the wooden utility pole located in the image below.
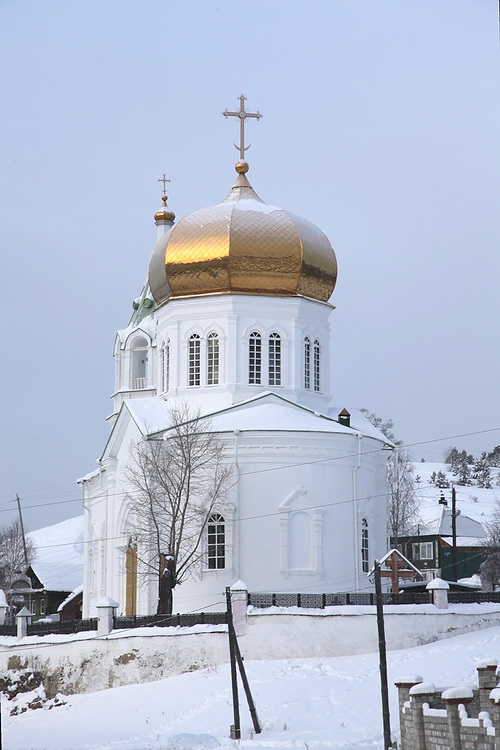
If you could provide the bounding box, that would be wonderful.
[15,494,29,567]
[451,485,458,581]
[225,587,261,739]
[226,588,241,739]
[374,561,392,750]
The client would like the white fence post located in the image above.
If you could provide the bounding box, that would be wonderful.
[16,606,33,640]
[96,597,119,636]
[230,581,248,637]
[426,578,449,609]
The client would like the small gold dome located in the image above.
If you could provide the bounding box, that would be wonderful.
[154,195,175,224]
[149,167,337,305]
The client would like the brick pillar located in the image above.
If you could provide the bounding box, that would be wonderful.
[477,660,498,713]
[442,687,474,750]
[489,688,500,750]
[409,682,437,750]
[395,676,423,750]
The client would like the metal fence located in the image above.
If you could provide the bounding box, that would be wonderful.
[0,624,17,636]
[27,618,98,636]
[113,611,228,629]
[247,591,440,608]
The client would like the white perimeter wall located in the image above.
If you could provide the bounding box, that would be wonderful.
[2,606,500,696]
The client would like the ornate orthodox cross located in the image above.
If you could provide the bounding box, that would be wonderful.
[158,173,170,194]
[223,94,262,160]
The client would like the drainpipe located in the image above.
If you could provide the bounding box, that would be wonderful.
[352,433,363,591]
[233,430,241,580]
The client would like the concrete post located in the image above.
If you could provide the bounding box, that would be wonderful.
[442,687,474,750]
[409,682,437,750]
[230,580,248,637]
[394,676,423,750]
[95,597,119,636]
[426,578,449,610]
[477,659,498,713]
[15,606,33,640]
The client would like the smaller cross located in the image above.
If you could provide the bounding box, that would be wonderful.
[223,94,262,160]
[158,173,171,194]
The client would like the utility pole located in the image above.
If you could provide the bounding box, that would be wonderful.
[451,485,457,581]
[15,494,29,567]
[374,560,392,750]
[226,588,241,739]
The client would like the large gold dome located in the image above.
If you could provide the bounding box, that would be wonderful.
[148,164,338,304]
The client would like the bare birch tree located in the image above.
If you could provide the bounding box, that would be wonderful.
[360,409,418,544]
[124,404,233,615]
[0,520,36,597]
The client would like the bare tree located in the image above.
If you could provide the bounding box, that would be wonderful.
[124,404,233,615]
[360,409,418,545]
[388,448,419,544]
[481,504,500,591]
[0,520,36,597]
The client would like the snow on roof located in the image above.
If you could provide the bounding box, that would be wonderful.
[57,584,83,612]
[126,392,391,442]
[28,516,84,592]
[414,502,487,539]
[328,406,395,445]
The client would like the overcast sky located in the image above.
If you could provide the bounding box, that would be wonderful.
[0,0,499,531]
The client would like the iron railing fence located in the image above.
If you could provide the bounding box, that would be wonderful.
[113,611,228,630]
[448,591,500,604]
[27,618,98,636]
[0,624,17,636]
[247,591,441,608]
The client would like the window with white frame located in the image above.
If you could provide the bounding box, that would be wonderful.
[361,518,369,573]
[188,334,201,386]
[249,331,262,384]
[207,332,219,385]
[268,332,281,386]
[313,339,321,392]
[304,337,311,389]
[412,542,434,560]
[207,513,225,569]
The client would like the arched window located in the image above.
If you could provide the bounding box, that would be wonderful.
[131,336,148,389]
[361,518,369,573]
[161,340,170,392]
[188,334,201,386]
[304,337,311,390]
[249,331,262,384]
[125,541,138,616]
[268,332,281,386]
[207,332,219,385]
[207,513,225,569]
[313,339,321,392]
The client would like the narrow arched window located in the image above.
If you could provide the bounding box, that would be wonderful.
[304,337,311,390]
[207,332,219,385]
[162,339,170,392]
[361,518,369,573]
[207,513,225,569]
[313,339,321,392]
[268,332,281,386]
[249,332,262,384]
[188,334,201,386]
[131,336,148,389]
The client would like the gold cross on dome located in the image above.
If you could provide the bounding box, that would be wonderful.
[223,94,262,160]
[158,173,170,194]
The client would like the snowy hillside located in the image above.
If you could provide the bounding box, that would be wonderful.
[412,461,500,534]
[28,516,84,592]
[4,626,500,749]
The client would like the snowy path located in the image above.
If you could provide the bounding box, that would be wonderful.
[5,626,500,750]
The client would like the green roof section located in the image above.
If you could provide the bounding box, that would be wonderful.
[128,280,156,327]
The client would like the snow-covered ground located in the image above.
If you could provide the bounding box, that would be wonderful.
[4,626,500,750]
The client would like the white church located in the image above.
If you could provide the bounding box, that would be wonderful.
[80,98,393,617]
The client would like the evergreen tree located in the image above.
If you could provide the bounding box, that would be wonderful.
[445,447,460,473]
[452,450,472,486]
[435,470,450,488]
[487,446,500,468]
[472,452,492,489]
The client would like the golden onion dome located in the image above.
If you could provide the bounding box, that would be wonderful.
[149,163,337,305]
[154,195,175,224]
